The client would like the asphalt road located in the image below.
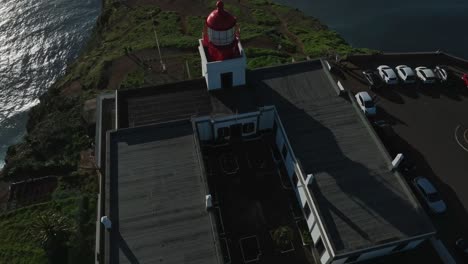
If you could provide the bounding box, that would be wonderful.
[331,57,468,263]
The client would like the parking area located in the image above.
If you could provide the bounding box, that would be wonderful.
[330,53,468,262]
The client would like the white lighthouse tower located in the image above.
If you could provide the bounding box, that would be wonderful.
[198,1,247,91]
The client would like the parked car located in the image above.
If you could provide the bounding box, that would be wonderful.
[462,73,468,88]
[415,67,436,84]
[362,70,377,89]
[433,66,448,82]
[377,65,398,85]
[412,177,446,213]
[395,65,416,84]
[455,238,468,258]
[355,91,376,116]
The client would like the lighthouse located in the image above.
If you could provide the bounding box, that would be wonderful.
[198,1,247,90]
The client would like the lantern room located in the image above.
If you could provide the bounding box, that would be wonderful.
[202,1,240,61]
[198,1,247,91]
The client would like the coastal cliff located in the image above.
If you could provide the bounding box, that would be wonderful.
[0,0,373,262]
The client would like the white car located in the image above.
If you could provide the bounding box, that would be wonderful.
[415,67,436,84]
[412,177,446,213]
[395,65,416,84]
[377,65,398,85]
[434,66,448,82]
[355,91,376,116]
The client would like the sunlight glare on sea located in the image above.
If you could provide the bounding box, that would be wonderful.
[0,0,100,168]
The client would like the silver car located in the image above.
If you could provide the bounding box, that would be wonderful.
[415,67,436,84]
[355,91,377,116]
[377,65,398,85]
[412,177,446,213]
[396,65,416,84]
[434,66,448,82]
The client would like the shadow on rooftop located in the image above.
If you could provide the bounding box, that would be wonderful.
[117,232,140,264]
[219,61,437,253]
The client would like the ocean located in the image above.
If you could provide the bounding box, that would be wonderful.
[274,0,468,59]
[0,0,101,168]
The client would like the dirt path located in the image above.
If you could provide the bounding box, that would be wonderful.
[268,6,305,54]
[181,15,188,34]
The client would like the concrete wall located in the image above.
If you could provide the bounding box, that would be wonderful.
[403,239,423,251]
[199,40,246,90]
[297,185,307,206]
[333,238,426,263]
[200,41,208,80]
[330,258,347,264]
[275,125,285,154]
[213,115,258,139]
[196,119,213,142]
[311,224,321,244]
[258,107,275,130]
[272,110,333,264]
[321,250,331,264]
[296,181,316,229]
[285,153,295,176]
[355,245,395,262]
[193,106,275,142]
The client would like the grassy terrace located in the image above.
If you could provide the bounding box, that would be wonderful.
[0,0,374,263]
[0,191,96,264]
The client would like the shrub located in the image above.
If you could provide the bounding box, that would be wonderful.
[252,9,280,26]
[272,226,294,251]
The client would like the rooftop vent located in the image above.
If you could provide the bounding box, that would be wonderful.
[391,153,404,171]
[205,194,213,210]
[101,216,112,230]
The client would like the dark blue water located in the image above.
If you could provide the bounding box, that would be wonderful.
[274,0,468,59]
[0,0,101,168]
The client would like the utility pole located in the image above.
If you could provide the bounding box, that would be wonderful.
[150,12,166,72]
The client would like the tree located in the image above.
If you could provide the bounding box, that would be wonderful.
[272,226,294,251]
[30,212,76,264]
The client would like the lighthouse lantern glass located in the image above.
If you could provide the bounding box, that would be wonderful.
[208,28,235,46]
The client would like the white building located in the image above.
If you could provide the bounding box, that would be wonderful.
[198,0,246,90]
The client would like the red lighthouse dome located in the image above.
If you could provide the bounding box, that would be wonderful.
[206,1,236,31]
[202,1,240,61]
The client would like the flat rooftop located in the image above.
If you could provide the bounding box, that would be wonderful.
[113,60,434,255]
[105,121,220,264]
[117,79,212,128]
